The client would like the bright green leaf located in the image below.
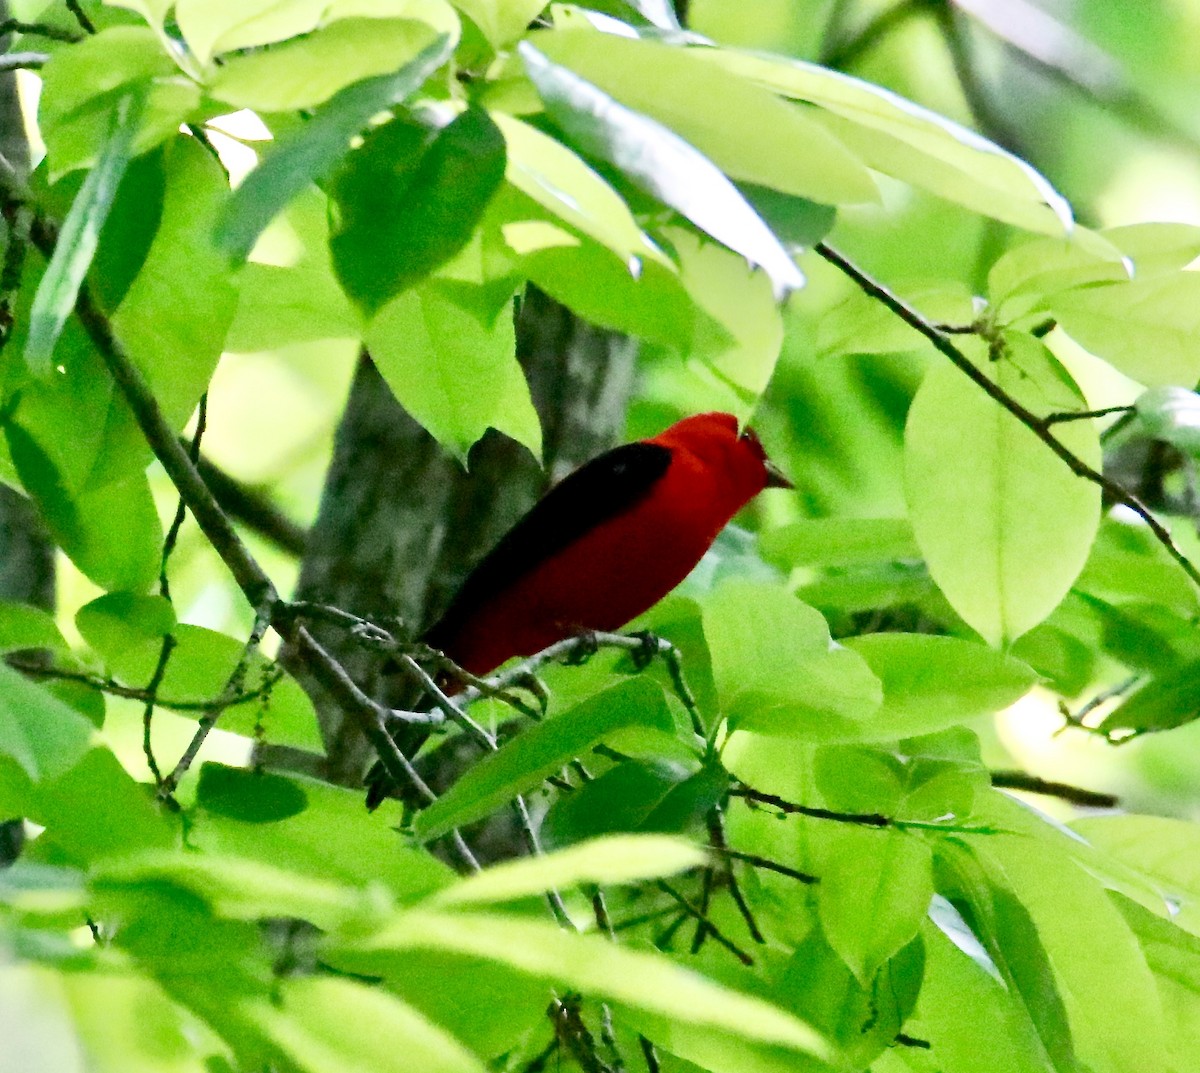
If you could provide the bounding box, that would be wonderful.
[209,14,457,111]
[414,678,675,840]
[702,580,882,739]
[1052,273,1200,387]
[709,48,1072,236]
[365,284,539,459]
[760,517,918,569]
[1099,659,1200,736]
[340,908,830,1058]
[904,334,1101,645]
[817,827,933,983]
[534,29,878,206]
[842,634,1038,740]
[519,40,803,296]
[435,834,706,905]
[175,0,327,64]
[75,592,175,664]
[1104,222,1200,277]
[988,235,1130,322]
[451,0,546,47]
[0,602,68,654]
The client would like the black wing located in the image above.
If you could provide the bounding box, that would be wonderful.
[424,441,672,647]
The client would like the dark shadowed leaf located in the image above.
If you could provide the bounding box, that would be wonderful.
[216,35,453,263]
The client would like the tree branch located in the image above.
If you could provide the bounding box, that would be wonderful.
[814,241,1200,592]
[989,770,1117,808]
[191,448,308,557]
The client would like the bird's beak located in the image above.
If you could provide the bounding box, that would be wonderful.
[763,459,794,490]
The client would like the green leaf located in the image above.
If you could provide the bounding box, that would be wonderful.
[1135,385,1200,454]
[111,136,239,431]
[934,842,1080,1073]
[708,48,1072,236]
[904,333,1102,646]
[243,976,488,1073]
[414,678,675,840]
[216,35,454,263]
[917,919,1053,1073]
[209,12,458,111]
[988,235,1130,322]
[1104,222,1200,277]
[75,591,175,664]
[817,827,933,984]
[192,763,453,900]
[519,41,803,295]
[760,517,918,569]
[5,419,163,592]
[659,226,783,419]
[0,601,68,654]
[1072,815,1200,937]
[94,852,390,932]
[0,664,94,781]
[434,834,706,905]
[841,634,1038,740]
[330,106,507,312]
[737,184,836,249]
[340,908,831,1058]
[1052,273,1200,387]
[1099,659,1200,736]
[977,837,1170,1073]
[702,580,882,739]
[452,0,547,46]
[817,283,977,359]
[37,27,200,178]
[541,761,691,848]
[175,0,327,63]
[365,283,540,459]
[533,29,877,206]
[108,625,324,753]
[26,89,142,377]
[493,111,656,266]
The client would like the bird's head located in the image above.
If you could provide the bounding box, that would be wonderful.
[652,412,793,498]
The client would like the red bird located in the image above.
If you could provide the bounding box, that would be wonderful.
[366,411,790,807]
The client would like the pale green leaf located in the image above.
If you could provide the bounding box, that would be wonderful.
[702,580,882,739]
[176,0,327,63]
[209,15,455,111]
[434,834,706,905]
[342,908,830,1058]
[759,517,918,569]
[493,111,656,266]
[988,236,1130,322]
[247,976,487,1073]
[708,48,1072,236]
[842,634,1038,740]
[1053,273,1200,387]
[534,29,878,206]
[365,284,539,459]
[451,0,547,47]
[519,40,803,295]
[661,226,783,420]
[414,678,674,840]
[904,333,1101,645]
[1104,222,1200,277]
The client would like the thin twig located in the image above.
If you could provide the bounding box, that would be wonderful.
[639,1036,661,1073]
[0,52,47,71]
[63,0,95,34]
[814,241,1200,592]
[657,881,753,966]
[990,770,1117,807]
[707,808,764,944]
[140,634,175,793]
[1042,405,1134,426]
[717,848,818,884]
[732,785,890,827]
[0,18,80,42]
[819,0,924,69]
[160,602,274,797]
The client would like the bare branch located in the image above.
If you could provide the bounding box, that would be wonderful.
[989,770,1118,808]
[0,18,80,42]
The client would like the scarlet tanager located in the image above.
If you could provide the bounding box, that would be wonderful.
[365,411,791,809]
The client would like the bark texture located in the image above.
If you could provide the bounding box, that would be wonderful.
[277,287,636,786]
[0,16,54,866]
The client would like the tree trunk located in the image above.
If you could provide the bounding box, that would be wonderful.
[274,287,636,786]
[0,11,55,866]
